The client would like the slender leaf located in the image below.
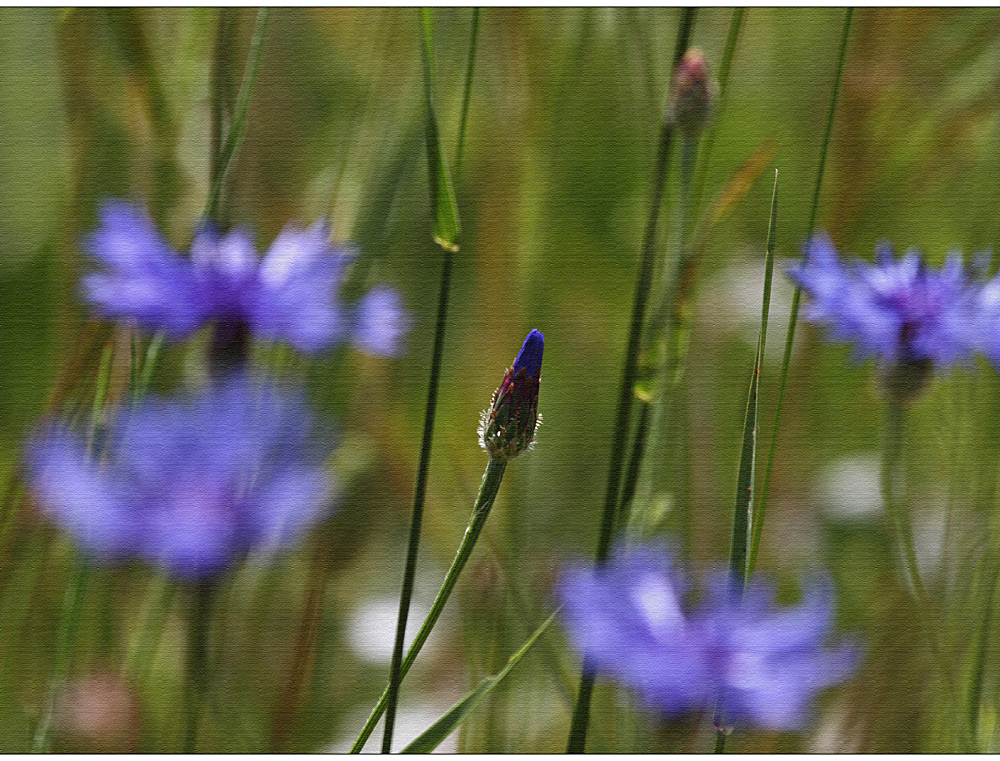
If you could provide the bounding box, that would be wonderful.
[419,8,461,252]
[401,609,559,753]
[728,170,777,586]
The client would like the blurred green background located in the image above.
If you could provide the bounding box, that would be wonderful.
[3,6,1000,753]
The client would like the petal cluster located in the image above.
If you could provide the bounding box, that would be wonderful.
[28,376,333,580]
[788,232,989,368]
[557,543,860,732]
[83,200,409,355]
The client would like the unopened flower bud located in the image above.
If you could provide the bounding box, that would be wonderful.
[669,48,716,138]
[480,329,543,460]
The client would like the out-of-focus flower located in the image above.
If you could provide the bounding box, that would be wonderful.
[557,543,860,733]
[83,200,410,355]
[28,375,333,580]
[694,572,861,731]
[480,329,543,460]
[789,233,992,401]
[668,48,716,138]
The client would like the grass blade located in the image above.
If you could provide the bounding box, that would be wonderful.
[419,8,461,253]
[714,170,777,752]
[753,8,853,574]
[730,170,777,584]
[203,8,270,223]
[401,609,559,753]
[381,8,480,753]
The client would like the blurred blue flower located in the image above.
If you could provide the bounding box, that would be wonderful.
[83,200,410,355]
[557,543,860,732]
[788,232,986,368]
[28,376,333,580]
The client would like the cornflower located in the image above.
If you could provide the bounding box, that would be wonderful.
[28,375,332,580]
[83,200,409,356]
[557,542,860,733]
[788,232,993,402]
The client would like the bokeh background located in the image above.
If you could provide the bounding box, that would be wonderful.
[2,6,1000,753]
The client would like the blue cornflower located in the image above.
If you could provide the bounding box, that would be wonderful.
[789,232,991,370]
[83,200,409,355]
[557,543,860,732]
[28,376,333,580]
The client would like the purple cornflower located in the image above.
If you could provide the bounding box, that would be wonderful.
[788,233,992,399]
[557,543,860,733]
[28,376,333,580]
[83,200,409,355]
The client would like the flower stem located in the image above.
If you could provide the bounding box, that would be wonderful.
[123,574,178,683]
[184,580,214,753]
[352,456,507,753]
[31,556,92,753]
[881,403,929,604]
[566,10,695,753]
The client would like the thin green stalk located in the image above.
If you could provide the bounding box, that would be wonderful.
[32,342,115,753]
[881,404,928,604]
[382,248,454,754]
[714,730,728,754]
[616,9,745,544]
[566,10,695,753]
[203,8,270,223]
[628,134,699,536]
[880,401,971,749]
[690,7,743,211]
[184,580,214,753]
[382,8,479,752]
[352,457,507,753]
[453,8,480,182]
[712,172,777,752]
[135,332,164,402]
[751,8,853,574]
[123,575,178,683]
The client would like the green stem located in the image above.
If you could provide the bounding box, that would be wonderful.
[382,9,480,751]
[352,457,507,753]
[881,403,928,604]
[714,728,727,754]
[567,10,695,753]
[31,342,114,753]
[382,249,454,753]
[629,134,699,535]
[453,8,480,182]
[31,556,92,753]
[752,8,853,574]
[124,575,178,683]
[203,8,270,224]
[184,581,214,753]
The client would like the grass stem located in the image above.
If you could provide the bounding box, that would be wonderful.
[566,9,696,753]
[382,8,480,752]
[752,8,853,574]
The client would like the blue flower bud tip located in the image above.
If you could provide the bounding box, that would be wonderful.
[513,329,544,378]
